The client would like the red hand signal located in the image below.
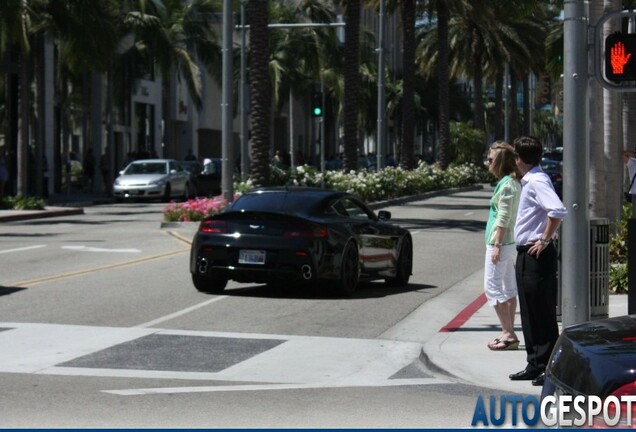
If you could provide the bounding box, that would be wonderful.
[611,41,632,74]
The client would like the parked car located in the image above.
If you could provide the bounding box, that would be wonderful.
[180,160,204,197]
[113,159,191,202]
[541,158,563,198]
[189,187,413,295]
[543,314,636,427]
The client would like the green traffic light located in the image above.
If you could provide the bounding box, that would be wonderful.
[313,107,322,116]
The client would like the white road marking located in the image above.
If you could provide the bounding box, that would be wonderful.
[0,245,46,254]
[103,378,451,396]
[0,323,449,394]
[134,296,227,328]
[61,245,141,253]
[465,212,474,216]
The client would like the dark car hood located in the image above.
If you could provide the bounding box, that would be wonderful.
[546,315,636,398]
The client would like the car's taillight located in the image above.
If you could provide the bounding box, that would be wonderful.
[200,220,227,234]
[283,224,328,238]
[591,381,636,428]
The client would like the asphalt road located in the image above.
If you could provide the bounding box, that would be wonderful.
[0,187,503,428]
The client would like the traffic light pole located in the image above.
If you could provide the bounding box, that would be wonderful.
[561,0,590,328]
[221,0,234,202]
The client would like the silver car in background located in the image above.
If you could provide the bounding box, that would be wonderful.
[113,159,190,202]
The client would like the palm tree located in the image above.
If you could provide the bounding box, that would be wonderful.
[249,0,271,187]
[399,0,416,169]
[419,1,548,151]
[342,0,361,172]
[132,0,222,109]
[132,0,222,157]
[268,0,338,165]
[0,0,36,196]
[436,0,450,168]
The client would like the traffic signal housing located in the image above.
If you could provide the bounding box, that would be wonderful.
[605,33,636,82]
[311,91,323,117]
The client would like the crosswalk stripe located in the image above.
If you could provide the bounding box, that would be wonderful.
[103,378,452,396]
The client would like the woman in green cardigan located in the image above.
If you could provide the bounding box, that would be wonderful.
[484,141,523,350]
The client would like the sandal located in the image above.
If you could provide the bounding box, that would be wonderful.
[489,339,519,351]
[487,338,501,349]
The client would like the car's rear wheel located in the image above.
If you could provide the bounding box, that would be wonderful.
[337,241,359,296]
[386,236,412,287]
[192,274,228,294]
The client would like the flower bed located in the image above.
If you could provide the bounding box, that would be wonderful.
[163,195,233,222]
[163,161,493,222]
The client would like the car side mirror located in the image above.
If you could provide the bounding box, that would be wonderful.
[378,210,391,221]
[170,169,177,174]
[118,170,124,176]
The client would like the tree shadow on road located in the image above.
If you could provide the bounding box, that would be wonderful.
[216,281,437,300]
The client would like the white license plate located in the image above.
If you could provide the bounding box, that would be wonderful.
[238,249,266,265]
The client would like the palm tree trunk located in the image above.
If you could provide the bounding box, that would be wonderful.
[400,0,415,170]
[436,0,450,168]
[17,52,30,196]
[472,34,485,144]
[249,0,271,187]
[523,74,531,136]
[494,68,504,140]
[343,0,360,172]
[509,72,520,140]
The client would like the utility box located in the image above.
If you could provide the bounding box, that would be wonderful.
[589,218,610,319]
[556,218,610,321]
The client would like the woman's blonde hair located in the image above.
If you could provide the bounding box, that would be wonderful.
[489,141,523,180]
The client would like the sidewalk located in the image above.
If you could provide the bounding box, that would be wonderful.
[417,268,630,395]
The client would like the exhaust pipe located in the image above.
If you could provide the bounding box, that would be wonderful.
[301,265,312,280]
[198,258,209,274]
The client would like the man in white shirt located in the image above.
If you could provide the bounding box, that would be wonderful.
[622,150,636,215]
[509,136,567,387]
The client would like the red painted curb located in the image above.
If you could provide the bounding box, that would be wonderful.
[439,293,487,333]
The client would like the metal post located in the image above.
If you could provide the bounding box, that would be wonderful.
[561,0,590,327]
[376,0,386,171]
[221,0,234,202]
[320,78,325,187]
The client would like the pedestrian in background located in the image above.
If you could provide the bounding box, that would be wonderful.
[83,149,95,192]
[100,150,110,195]
[509,136,567,387]
[483,141,522,351]
[0,153,8,199]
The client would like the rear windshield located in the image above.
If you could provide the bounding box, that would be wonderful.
[231,192,321,214]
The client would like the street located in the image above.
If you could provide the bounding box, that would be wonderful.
[0,187,508,428]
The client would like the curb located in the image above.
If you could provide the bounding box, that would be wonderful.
[0,207,84,223]
[367,184,484,210]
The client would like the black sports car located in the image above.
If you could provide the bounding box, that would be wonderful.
[189,187,413,295]
[543,314,636,427]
